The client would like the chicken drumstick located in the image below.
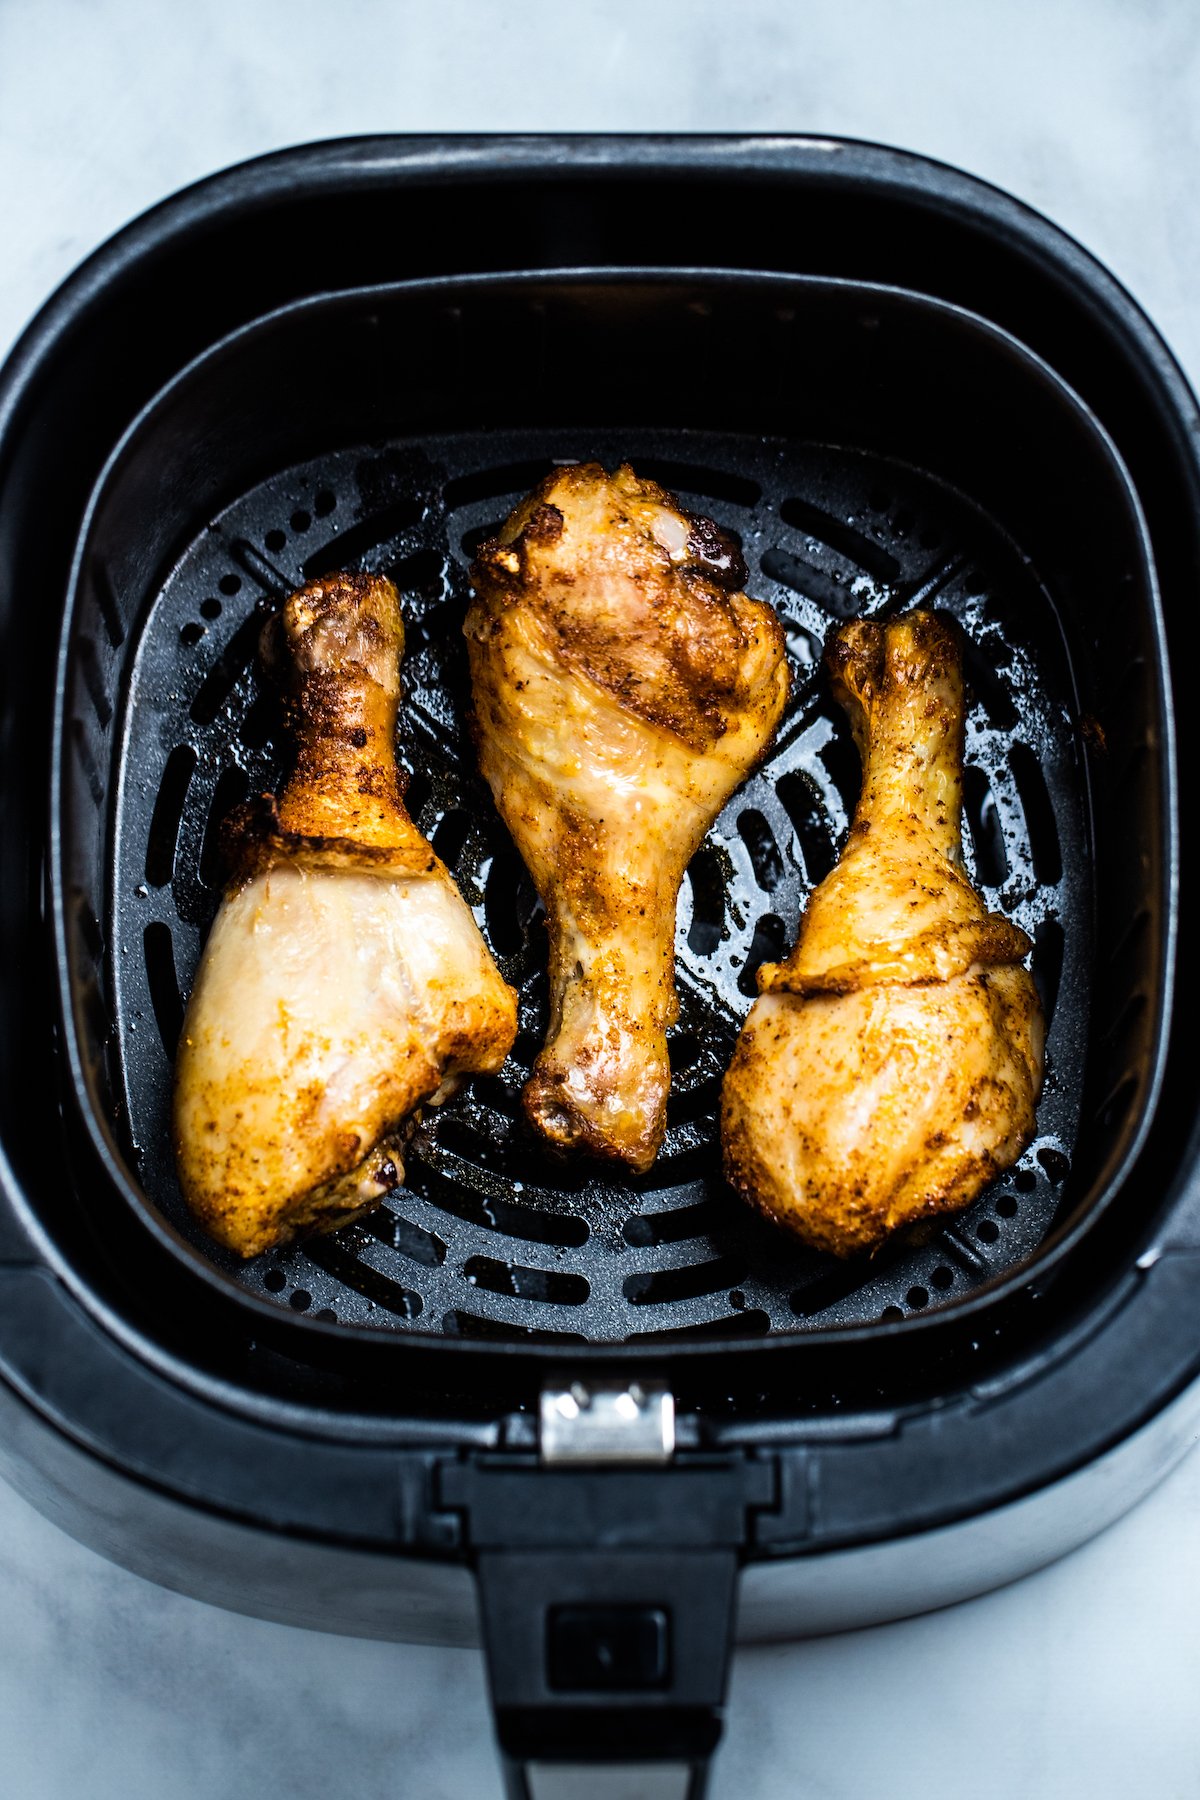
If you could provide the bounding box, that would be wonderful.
[174,572,518,1257]
[466,463,789,1173]
[721,609,1044,1256]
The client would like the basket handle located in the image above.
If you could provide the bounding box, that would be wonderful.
[478,1545,737,1800]
[439,1380,774,1800]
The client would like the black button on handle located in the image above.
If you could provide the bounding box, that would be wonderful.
[548,1605,671,1692]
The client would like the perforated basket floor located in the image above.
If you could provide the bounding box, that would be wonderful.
[112,428,1087,1343]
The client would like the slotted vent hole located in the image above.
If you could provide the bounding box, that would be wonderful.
[301,495,423,580]
[485,845,539,960]
[667,1072,724,1128]
[760,547,859,618]
[238,686,278,751]
[305,1237,423,1319]
[686,846,726,956]
[189,611,265,726]
[634,461,761,508]
[819,725,863,823]
[775,770,837,885]
[624,1257,747,1307]
[784,620,822,666]
[738,914,788,997]
[623,1198,726,1248]
[779,495,902,582]
[408,1155,590,1248]
[145,745,197,888]
[668,1032,702,1075]
[1010,741,1063,886]
[442,460,553,510]
[361,1209,447,1266]
[463,1257,589,1306]
[388,545,447,606]
[963,764,1009,887]
[790,1260,881,1318]
[737,809,786,893]
[961,634,1019,730]
[402,768,435,826]
[143,922,183,1059]
[431,807,472,869]
[200,767,249,890]
[1033,916,1065,1028]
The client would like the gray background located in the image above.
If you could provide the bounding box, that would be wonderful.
[2,1,1199,1794]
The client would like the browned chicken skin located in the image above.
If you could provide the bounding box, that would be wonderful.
[721,609,1044,1256]
[173,572,518,1257]
[466,463,790,1172]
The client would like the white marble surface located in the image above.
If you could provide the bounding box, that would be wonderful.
[2,1,1200,1795]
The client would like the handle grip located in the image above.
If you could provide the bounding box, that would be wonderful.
[478,1547,738,1800]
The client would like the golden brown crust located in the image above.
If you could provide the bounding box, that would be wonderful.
[179,995,438,1259]
[767,610,1030,993]
[243,571,429,868]
[759,914,1032,995]
[465,462,789,1172]
[222,794,440,887]
[720,607,1045,1257]
[471,462,782,754]
[721,967,1043,1258]
[173,569,518,1259]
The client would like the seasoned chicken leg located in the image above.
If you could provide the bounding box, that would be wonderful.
[722,609,1044,1256]
[173,572,517,1258]
[466,463,789,1172]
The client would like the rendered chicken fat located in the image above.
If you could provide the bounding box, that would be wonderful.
[721,609,1044,1256]
[173,572,517,1258]
[466,462,790,1172]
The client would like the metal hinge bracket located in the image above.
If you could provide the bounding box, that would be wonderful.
[539,1379,676,1466]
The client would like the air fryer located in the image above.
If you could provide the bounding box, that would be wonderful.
[1,139,1198,1800]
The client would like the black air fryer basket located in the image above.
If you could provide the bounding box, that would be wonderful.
[3,138,1200,1800]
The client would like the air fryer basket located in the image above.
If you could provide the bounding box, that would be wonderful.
[56,270,1171,1353]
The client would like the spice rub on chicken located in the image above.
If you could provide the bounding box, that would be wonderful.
[721,608,1044,1256]
[465,462,789,1173]
[173,571,517,1258]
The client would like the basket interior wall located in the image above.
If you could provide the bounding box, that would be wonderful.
[57,276,1167,1346]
